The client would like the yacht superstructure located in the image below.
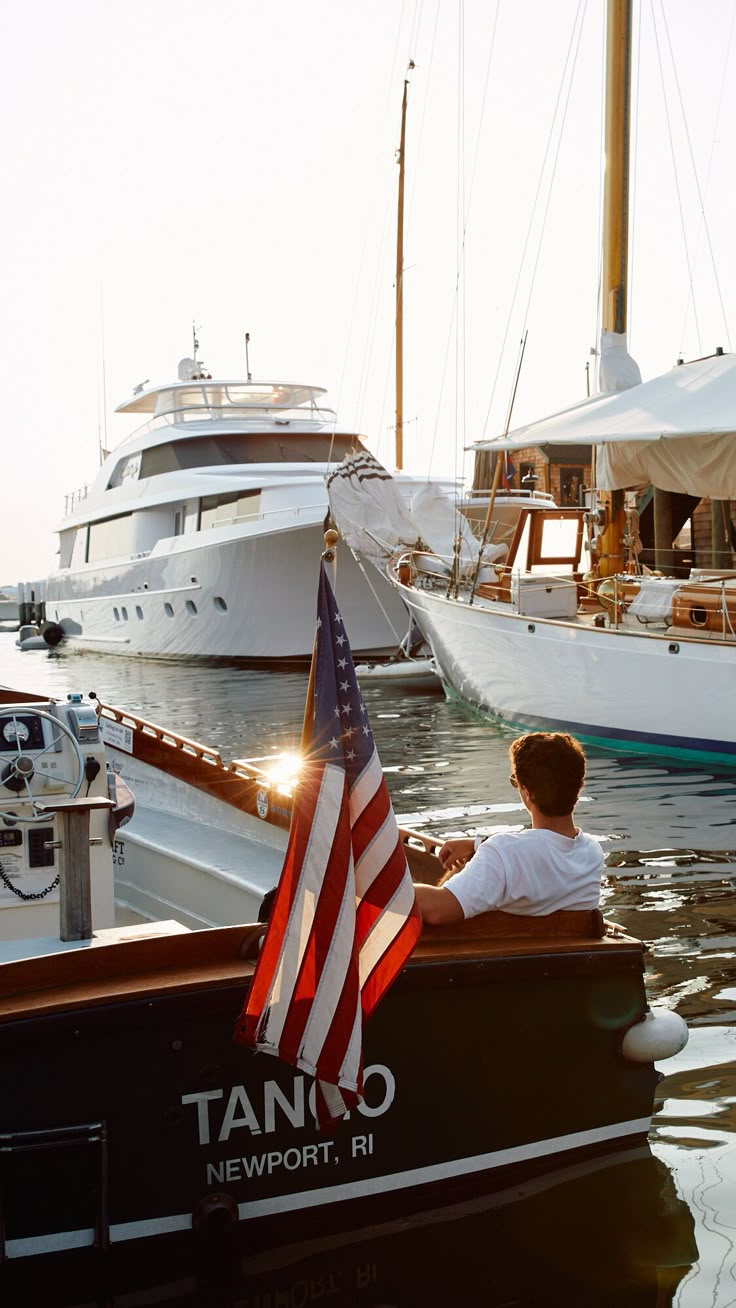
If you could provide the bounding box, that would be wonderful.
[46,359,427,661]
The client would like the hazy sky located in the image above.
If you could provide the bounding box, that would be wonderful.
[2,0,735,580]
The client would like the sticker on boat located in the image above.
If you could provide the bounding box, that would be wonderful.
[99,718,134,754]
[256,788,269,819]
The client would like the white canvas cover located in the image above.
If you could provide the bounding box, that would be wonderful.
[598,329,643,393]
[473,352,736,497]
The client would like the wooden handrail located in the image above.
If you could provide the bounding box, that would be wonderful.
[97,702,224,765]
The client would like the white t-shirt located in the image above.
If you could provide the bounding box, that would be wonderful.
[445,827,603,919]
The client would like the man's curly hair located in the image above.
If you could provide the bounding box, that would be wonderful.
[509,732,586,817]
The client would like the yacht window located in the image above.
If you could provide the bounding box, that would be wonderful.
[121,607,128,620]
[107,452,142,488]
[139,433,366,477]
[185,600,198,615]
[135,606,143,620]
[59,529,77,569]
[213,596,228,612]
[87,514,135,563]
[164,603,174,617]
[113,607,120,621]
[200,491,262,530]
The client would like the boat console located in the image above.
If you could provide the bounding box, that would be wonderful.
[0,697,115,943]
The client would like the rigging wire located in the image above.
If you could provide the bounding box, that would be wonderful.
[478,0,587,446]
[650,0,702,357]
[518,4,589,336]
[425,1,500,479]
[592,6,608,395]
[454,0,465,502]
[334,0,410,454]
[660,0,735,356]
[406,0,441,238]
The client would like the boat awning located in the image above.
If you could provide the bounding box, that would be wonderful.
[472,352,736,497]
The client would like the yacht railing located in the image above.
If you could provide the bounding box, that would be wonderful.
[465,487,556,502]
[201,501,327,530]
[64,485,89,514]
[113,404,340,452]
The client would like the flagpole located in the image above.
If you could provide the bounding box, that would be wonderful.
[300,530,339,752]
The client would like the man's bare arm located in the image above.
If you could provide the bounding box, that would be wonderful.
[414,882,465,925]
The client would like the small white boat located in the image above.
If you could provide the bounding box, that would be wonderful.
[14,625,48,651]
[355,654,441,691]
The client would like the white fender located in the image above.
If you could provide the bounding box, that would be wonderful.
[621,1008,689,1063]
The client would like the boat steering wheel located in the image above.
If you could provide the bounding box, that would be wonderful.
[0,708,85,825]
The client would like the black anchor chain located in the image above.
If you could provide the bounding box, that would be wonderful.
[0,858,59,901]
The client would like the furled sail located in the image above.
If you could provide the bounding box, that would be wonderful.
[325,452,419,564]
[326,453,506,571]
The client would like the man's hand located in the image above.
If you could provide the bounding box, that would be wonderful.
[437,837,476,875]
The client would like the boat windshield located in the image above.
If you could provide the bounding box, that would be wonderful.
[108,433,368,486]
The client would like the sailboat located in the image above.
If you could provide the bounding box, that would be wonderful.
[376,0,736,765]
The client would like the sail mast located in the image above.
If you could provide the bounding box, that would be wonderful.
[595,0,639,578]
[601,0,634,343]
[395,76,409,471]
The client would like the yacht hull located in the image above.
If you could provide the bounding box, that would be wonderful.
[46,523,409,661]
[398,582,736,763]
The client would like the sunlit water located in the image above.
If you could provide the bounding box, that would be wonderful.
[2,633,735,1305]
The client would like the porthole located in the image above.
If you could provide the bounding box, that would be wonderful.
[213,596,228,613]
[135,605,143,620]
[185,600,198,615]
[113,607,120,621]
[689,606,708,628]
[164,602,174,618]
[121,606,128,620]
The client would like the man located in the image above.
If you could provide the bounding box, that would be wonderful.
[414,732,603,925]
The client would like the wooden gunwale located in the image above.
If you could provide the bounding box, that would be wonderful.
[0,911,642,1024]
[97,702,293,831]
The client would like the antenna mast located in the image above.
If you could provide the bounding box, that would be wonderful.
[395,65,413,471]
[245,332,252,382]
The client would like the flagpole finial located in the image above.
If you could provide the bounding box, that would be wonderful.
[323,529,339,560]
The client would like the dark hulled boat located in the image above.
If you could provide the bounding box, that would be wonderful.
[0,906,681,1273]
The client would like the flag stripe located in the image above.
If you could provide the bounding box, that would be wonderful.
[238,559,421,1127]
[247,764,344,1049]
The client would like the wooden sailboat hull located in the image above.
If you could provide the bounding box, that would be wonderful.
[0,922,658,1266]
[398,581,736,763]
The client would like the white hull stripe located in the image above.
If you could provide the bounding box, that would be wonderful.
[5,1116,651,1258]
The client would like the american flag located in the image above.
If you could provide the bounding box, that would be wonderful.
[235,556,421,1127]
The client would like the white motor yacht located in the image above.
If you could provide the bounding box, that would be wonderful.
[45,356,439,661]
